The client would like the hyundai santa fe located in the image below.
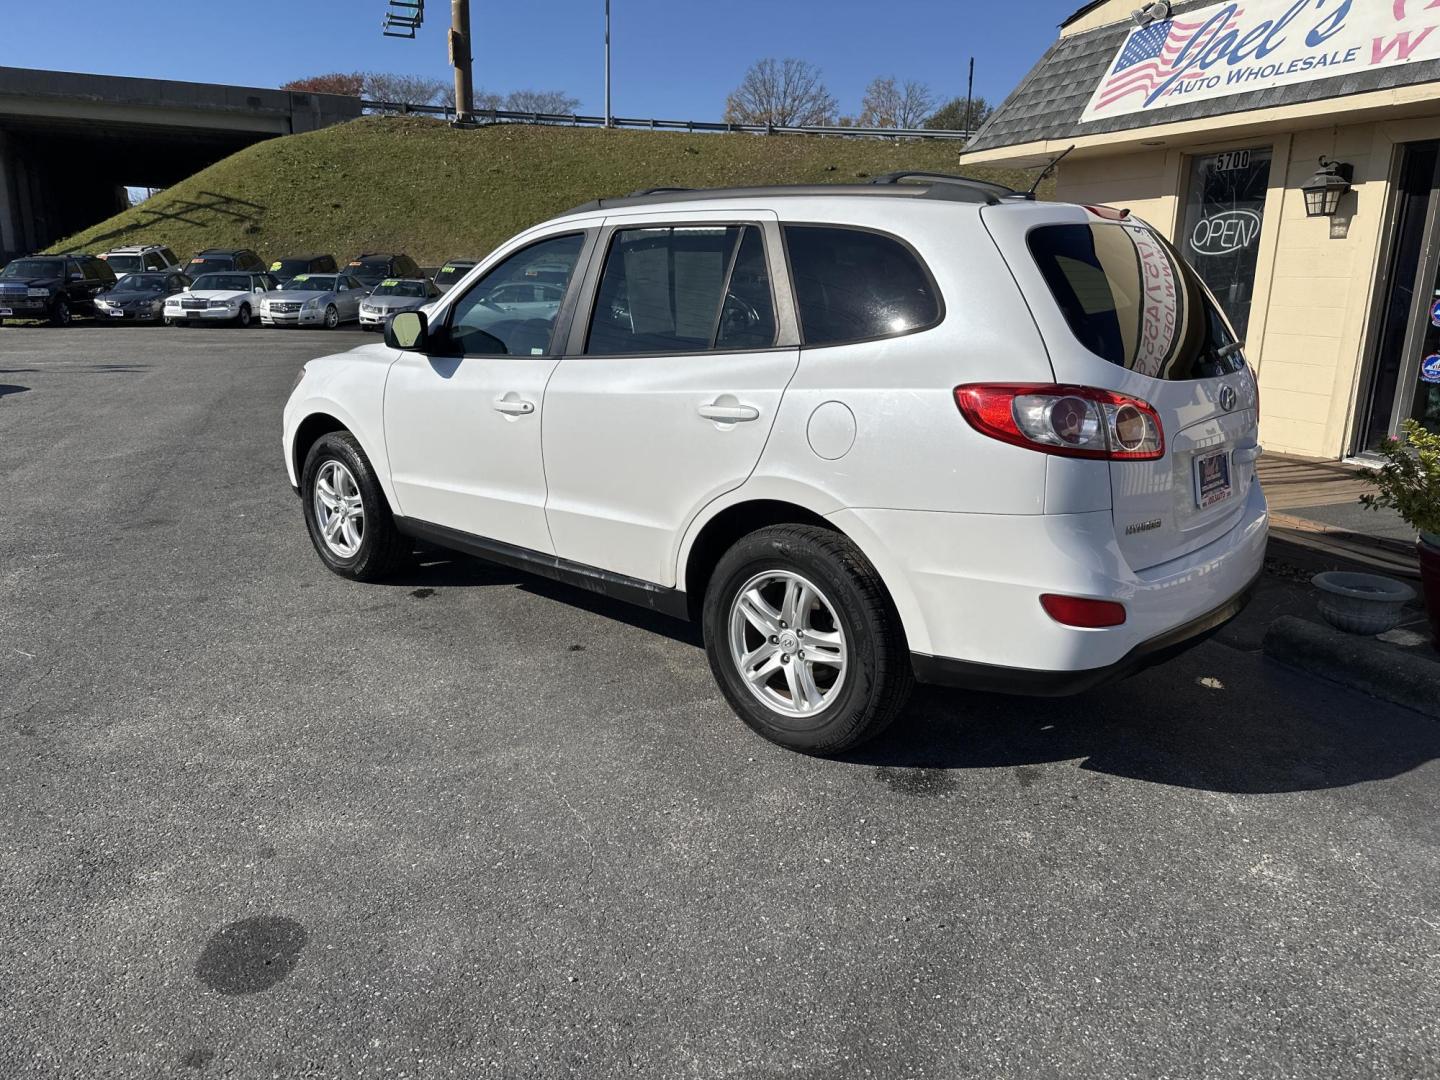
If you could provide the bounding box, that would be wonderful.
[283,175,1267,754]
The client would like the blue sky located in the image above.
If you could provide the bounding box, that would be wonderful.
[7,0,1080,119]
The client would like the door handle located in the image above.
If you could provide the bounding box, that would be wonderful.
[698,403,760,423]
[1233,443,1263,465]
[493,397,535,416]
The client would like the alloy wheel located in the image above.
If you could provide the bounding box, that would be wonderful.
[728,570,848,719]
[313,460,365,558]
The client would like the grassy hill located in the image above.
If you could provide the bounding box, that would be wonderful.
[51,116,1044,267]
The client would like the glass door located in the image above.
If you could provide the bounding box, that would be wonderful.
[1358,141,1440,452]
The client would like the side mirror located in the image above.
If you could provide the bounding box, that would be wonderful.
[386,310,429,350]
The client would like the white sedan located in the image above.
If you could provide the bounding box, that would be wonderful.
[165,272,276,327]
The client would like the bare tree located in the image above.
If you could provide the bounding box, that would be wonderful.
[859,77,936,129]
[361,72,450,111]
[281,72,365,97]
[504,89,582,115]
[473,89,505,111]
[724,58,837,127]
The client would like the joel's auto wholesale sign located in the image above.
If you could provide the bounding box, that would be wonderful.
[1082,0,1440,122]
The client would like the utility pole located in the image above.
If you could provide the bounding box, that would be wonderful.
[965,57,974,137]
[450,0,474,122]
[604,0,613,127]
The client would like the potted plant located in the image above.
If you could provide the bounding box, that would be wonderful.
[1361,419,1440,646]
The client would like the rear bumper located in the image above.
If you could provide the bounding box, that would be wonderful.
[830,479,1269,678]
[910,576,1257,695]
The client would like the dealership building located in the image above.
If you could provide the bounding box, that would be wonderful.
[964,0,1440,460]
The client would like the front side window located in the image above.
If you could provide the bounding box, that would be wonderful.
[586,224,776,356]
[784,225,940,346]
[447,232,585,356]
[1028,221,1247,382]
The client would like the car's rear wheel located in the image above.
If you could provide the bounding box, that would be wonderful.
[236,303,252,328]
[300,431,409,582]
[703,524,912,754]
[50,299,71,327]
[323,305,339,330]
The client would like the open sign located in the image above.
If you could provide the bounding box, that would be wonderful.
[1189,209,1263,257]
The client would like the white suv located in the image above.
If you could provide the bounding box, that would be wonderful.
[283,176,1268,753]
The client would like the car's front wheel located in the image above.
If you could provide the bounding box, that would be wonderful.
[50,299,71,327]
[323,305,339,330]
[703,524,913,755]
[300,431,409,581]
[236,303,252,328]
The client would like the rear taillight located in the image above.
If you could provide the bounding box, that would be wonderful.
[954,384,1165,461]
[1040,594,1127,628]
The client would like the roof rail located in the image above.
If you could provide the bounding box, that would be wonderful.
[868,171,1033,203]
[559,180,1007,217]
[625,186,692,197]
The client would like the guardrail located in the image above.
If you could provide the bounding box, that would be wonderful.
[359,100,973,141]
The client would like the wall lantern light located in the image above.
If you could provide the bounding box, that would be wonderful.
[1301,157,1354,218]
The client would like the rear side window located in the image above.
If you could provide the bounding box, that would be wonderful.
[1028,222,1247,381]
[784,225,941,346]
[586,224,777,355]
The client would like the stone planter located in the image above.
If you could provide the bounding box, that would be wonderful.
[1312,571,1416,636]
[1420,533,1440,650]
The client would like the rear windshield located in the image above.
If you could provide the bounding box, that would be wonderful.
[1028,222,1247,382]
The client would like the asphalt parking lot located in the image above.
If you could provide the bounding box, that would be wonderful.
[2,324,1439,1079]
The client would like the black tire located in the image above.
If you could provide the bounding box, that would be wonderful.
[172,319,188,328]
[50,299,71,327]
[236,303,252,328]
[323,305,339,330]
[702,524,913,755]
[300,431,409,582]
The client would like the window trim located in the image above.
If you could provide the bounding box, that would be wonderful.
[436,228,598,359]
[568,218,792,358]
[779,221,946,349]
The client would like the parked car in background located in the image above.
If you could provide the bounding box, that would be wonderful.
[0,253,115,325]
[345,253,421,290]
[284,178,1267,755]
[186,248,266,277]
[165,270,275,327]
[260,272,365,329]
[94,270,192,323]
[99,244,181,275]
[432,258,477,293]
[358,277,441,331]
[269,254,338,285]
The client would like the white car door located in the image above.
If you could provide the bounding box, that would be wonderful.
[542,213,800,587]
[382,229,596,554]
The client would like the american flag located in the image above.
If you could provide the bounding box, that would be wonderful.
[1095,10,1243,111]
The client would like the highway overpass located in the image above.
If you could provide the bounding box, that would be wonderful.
[0,67,363,260]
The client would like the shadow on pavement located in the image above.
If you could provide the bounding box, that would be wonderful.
[846,677,1440,795]
[0,383,30,399]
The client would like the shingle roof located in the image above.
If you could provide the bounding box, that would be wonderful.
[968,1,1440,154]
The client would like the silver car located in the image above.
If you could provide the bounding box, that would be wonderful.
[358,277,442,331]
[260,273,367,329]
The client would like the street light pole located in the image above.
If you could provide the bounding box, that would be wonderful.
[450,0,474,122]
[604,0,612,127]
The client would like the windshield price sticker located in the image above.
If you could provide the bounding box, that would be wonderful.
[381,279,399,287]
